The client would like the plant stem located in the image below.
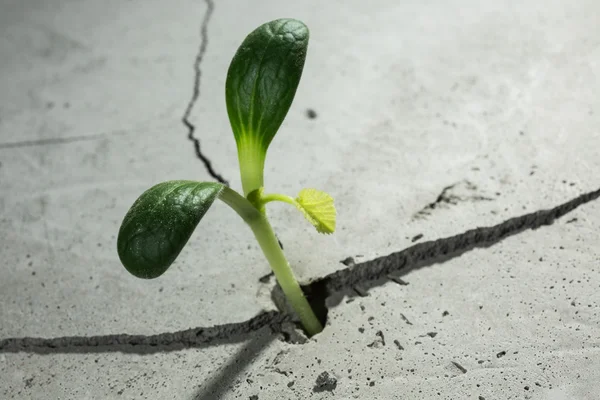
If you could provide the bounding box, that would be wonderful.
[260,192,298,207]
[218,185,262,225]
[249,215,323,336]
[218,186,323,336]
[237,138,266,197]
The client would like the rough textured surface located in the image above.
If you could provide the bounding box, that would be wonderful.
[2,0,600,399]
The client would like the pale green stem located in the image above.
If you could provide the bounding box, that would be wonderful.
[248,215,323,336]
[218,185,262,224]
[237,139,265,197]
[260,193,299,207]
[218,186,323,336]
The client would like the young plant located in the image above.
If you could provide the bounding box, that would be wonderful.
[116,19,335,336]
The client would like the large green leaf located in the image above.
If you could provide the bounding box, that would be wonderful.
[117,181,224,279]
[226,19,309,195]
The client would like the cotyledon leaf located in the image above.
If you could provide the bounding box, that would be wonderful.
[295,188,336,234]
[117,181,224,279]
[226,18,309,156]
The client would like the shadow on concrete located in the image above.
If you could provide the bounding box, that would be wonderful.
[192,332,276,400]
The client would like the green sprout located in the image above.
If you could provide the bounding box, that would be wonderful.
[116,19,335,336]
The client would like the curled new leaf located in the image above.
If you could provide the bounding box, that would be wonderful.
[295,188,336,234]
[117,181,224,279]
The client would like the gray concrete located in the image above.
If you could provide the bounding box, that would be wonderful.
[1,0,599,398]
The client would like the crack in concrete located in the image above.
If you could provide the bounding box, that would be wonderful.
[0,311,289,354]
[1,185,598,354]
[181,0,229,185]
[316,186,600,296]
[414,180,494,219]
[0,131,123,150]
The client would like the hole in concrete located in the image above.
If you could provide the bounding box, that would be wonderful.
[270,279,331,340]
[302,279,329,331]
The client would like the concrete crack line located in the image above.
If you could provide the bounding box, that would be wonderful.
[181,0,229,185]
[0,131,125,150]
[317,186,600,294]
[0,311,289,354]
[1,186,598,354]
[414,179,494,219]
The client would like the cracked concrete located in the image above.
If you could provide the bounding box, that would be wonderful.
[2,0,600,399]
[0,311,289,354]
[318,185,600,294]
[0,130,126,150]
[181,0,229,186]
[413,180,495,219]
[3,184,595,354]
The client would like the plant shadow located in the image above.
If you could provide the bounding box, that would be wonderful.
[192,330,276,400]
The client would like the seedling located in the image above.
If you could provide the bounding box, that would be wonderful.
[117,19,335,336]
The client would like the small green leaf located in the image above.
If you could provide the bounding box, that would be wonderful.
[226,19,309,195]
[117,181,224,279]
[295,188,336,234]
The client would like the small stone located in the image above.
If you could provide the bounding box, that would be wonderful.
[313,371,337,393]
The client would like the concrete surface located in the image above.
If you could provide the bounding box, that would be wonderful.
[1,0,599,398]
